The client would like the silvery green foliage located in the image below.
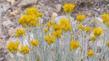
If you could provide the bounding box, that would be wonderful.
[10,16,108,61]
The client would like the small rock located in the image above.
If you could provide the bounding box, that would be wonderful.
[7,0,16,5]
[51,12,58,20]
[9,9,19,16]
[8,28,15,36]
[19,0,37,6]
[55,4,62,12]
[2,20,14,28]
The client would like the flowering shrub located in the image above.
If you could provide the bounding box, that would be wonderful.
[6,3,109,61]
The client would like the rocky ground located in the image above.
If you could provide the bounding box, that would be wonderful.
[0,0,109,61]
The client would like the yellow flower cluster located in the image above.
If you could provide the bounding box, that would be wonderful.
[44,34,56,45]
[84,26,91,32]
[70,40,80,50]
[78,24,91,32]
[19,45,30,55]
[87,49,94,57]
[44,27,49,33]
[25,7,42,17]
[101,13,109,26]
[93,27,103,37]
[76,14,87,22]
[58,18,72,31]
[43,21,55,33]
[19,15,38,27]
[53,24,62,31]
[90,35,96,42]
[15,28,25,37]
[46,21,55,28]
[7,41,19,53]
[63,3,76,13]
[44,18,72,41]
[52,29,62,38]
[7,40,30,55]
[30,39,39,47]
[78,24,84,30]
[18,7,42,27]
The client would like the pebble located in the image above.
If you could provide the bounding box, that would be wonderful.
[2,20,14,28]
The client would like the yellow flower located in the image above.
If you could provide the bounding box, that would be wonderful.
[15,28,25,37]
[90,35,96,42]
[87,49,94,57]
[19,45,30,55]
[78,24,84,30]
[25,7,42,18]
[18,7,42,27]
[59,18,72,31]
[29,18,38,26]
[63,3,76,13]
[18,15,28,26]
[44,28,49,33]
[84,26,91,32]
[93,27,103,36]
[70,40,80,50]
[76,14,86,22]
[44,34,56,45]
[53,24,62,31]
[106,41,109,48]
[101,13,109,23]
[30,39,39,47]
[52,30,62,38]
[46,21,54,28]
[101,13,109,26]
[7,41,19,53]
[18,15,38,27]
